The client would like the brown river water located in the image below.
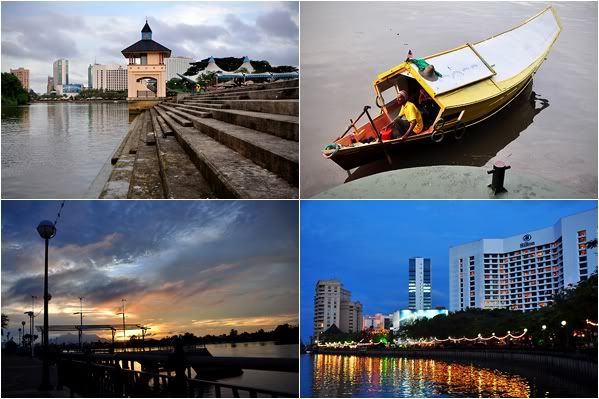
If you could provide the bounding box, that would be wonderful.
[300,1,598,198]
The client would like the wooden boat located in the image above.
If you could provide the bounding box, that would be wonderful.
[322,6,562,171]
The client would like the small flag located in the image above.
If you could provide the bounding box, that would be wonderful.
[407,49,413,59]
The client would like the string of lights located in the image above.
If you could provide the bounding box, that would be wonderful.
[586,319,598,327]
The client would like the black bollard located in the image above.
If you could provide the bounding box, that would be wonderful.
[487,160,511,194]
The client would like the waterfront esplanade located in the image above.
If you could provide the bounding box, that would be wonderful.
[121,21,170,111]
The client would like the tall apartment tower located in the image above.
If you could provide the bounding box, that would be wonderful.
[53,59,69,86]
[10,68,30,91]
[91,64,128,90]
[408,257,432,310]
[314,280,363,338]
[449,208,597,312]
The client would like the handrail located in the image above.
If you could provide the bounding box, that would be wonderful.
[57,358,296,397]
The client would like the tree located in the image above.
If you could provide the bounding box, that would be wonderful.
[1,313,8,329]
[235,67,250,74]
[196,71,217,89]
[1,73,29,106]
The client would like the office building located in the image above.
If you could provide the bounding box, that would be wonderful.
[10,68,30,91]
[314,279,363,337]
[449,208,598,312]
[91,64,128,91]
[409,257,432,310]
[165,56,194,81]
[53,59,69,86]
[47,77,54,94]
[363,313,390,331]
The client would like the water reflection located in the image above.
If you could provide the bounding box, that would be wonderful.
[1,103,129,198]
[307,354,533,397]
[346,82,550,182]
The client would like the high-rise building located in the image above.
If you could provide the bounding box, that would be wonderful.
[408,257,432,310]
[91,64,128,91]
[165,56,194,81]
[88,64,93,88]
[10,68,30,91]
[53,59,69,86]
[47,76,54,94]
[314,279,363,337]
[449,208,598,312]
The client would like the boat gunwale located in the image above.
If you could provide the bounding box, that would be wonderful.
[373,6,561,99]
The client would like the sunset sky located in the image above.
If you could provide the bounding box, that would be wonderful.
[1,200,298,341]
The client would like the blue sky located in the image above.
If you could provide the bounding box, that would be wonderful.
[1,1,299,93]
[300,200,597,342]
[2,200,298,340]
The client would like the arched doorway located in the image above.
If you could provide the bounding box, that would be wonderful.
[136,77,158,98]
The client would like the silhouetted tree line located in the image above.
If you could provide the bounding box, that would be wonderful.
[1,73,29,106]
[184,57,298,76]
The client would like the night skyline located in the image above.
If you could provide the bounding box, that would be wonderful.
[300,200,597,341]
[1,200,298,341]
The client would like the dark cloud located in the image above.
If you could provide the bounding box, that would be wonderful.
[2,31,80,61]
[224,14,260,43]
[256,9,298,41]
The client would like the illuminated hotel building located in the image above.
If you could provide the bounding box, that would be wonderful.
[314,280,362,337]
[449,208,597,312]
[409,257,432,310]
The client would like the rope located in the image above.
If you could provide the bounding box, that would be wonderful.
[53,201,65,227]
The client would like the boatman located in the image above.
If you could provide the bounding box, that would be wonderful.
[386,90,423,141]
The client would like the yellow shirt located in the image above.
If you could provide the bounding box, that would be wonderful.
[399,101,424,134]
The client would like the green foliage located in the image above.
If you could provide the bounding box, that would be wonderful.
[1,313,8,330]
[166,78,193,93]
[77,88,127,100]
[401,273,597,350]
[1,73,29,106]
[196,71,217,89]
[184,57,297,75]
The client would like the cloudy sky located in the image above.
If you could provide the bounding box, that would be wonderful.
[2,200,298,341]
[301,200,597,341]
[1,1,299,93]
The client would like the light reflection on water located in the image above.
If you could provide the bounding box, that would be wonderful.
[304,354,533,397]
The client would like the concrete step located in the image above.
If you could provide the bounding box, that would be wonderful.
[155,127,216,199]
[100,155,135,198]
[180,102,229,109]
[175,105,298,141]
[195,79,298,96]
[188,115,298,186]
[189,87,299,102]
[157,105,193,127]
[128,139,164,199]
[221,99,298,116]
[167,103,213,118]
[111,113,142,164]
[158,109,297,198]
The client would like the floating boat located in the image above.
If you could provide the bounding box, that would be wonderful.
[323,6,562,171]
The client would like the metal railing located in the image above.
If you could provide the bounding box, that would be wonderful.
[57,358,295,397]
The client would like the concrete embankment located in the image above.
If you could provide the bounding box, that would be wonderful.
[99,79,299,199]
[314,348,598,386]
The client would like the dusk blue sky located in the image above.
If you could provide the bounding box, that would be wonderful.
[300,200,597,342]
[1,1,299,93]
[2,200,298,340]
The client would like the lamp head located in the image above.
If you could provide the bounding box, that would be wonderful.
[37,220,56,239]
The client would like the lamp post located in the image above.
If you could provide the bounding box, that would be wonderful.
[117,299,126,352]
[37,220,56,391]
[73,297,84,352]
[21,321,25,347]
[24,311,34,356]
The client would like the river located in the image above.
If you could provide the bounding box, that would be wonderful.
[1,102,129,198]
[300,1,598,197]
[123,342,298,396]
[301,354,595,397]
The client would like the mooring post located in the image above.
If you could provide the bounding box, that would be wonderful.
[487,160,511,194]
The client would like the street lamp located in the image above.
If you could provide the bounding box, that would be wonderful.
[21,321,26,346]
[37,220,56,391]
[117,299,126,352]
[24,311,34,357]
[73,297,85,352]
[542,325,547,330]
[561,320,567,327]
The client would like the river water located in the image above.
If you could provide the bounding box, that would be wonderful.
[124,342,298,396]
[1,102,129,198]
[301,354,595,397]
[300,1,598,197]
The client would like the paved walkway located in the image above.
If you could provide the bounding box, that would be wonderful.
[1,353,71,397]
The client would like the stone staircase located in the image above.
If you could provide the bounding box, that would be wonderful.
[100,79,299,199]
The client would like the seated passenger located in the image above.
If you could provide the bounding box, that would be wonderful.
[418,88,437,128]
[385,90,423,140]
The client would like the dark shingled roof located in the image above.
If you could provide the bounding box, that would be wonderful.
[141,21,152,33]
[121,40,171,57]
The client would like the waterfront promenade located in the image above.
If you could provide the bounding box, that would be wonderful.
[1,354,69,398]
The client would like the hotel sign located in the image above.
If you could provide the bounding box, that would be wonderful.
[520,234,535,248]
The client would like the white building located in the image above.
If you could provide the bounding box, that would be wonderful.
[449,208,597,312]
[165,56,194,81]
[91,64,128,91]
[390,309,449,332]
[53,59,69,86]
[314,280,363,337]
[409,257,432,310]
